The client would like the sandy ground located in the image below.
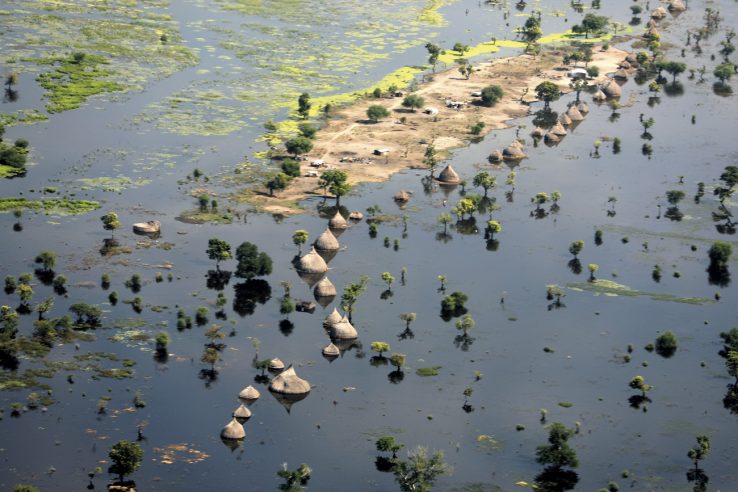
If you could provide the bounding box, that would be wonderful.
[251,45,629,214]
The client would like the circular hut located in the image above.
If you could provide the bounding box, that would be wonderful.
[269,358,285,371]
[323,307,343,329]
[314,276,337,300]
[322,342,340,357]
[437,164,461,184]
[558,112,572,126]
[348,211,364,221]
[651,6,667,19]
[502,142,526,161]
[614,69,629,80]
[669,0,685,12]
[394,190,411,203]
[221,418,246,440]
[488,149,503,162]
[544,132,561,144]
[329,315,358,340]
[314,227,340,251]
[531,127,545,139]
[550,121,568,136]
[576,100,590,113]
[603,80,622,98]
[268,365,311,395]
[233,404,252,420]
[566,105,584,121]
[592,88,607,102]
[298,247,328,274]
[328,211,348,230]
[238,385,260,401]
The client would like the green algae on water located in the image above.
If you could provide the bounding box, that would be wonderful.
[0,198,101,215]
[567,279,714,305]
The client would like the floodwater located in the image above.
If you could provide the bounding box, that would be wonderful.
[1,0,737,491]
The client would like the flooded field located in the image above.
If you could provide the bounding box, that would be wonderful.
[1,0,737,491]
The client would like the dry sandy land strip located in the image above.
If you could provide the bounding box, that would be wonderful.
[249,45,629,214]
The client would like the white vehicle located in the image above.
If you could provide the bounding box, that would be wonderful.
[304,170,319,178]
[470,91,482,97]
[309,159,325,168]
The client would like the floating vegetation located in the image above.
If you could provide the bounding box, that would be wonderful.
[77,176,152,192]
[416,366,441,376]
[0,198,101,215]
[176,208,234,225]
[154,443,210,465]
[0,110,49,127]
[567,280,714,305]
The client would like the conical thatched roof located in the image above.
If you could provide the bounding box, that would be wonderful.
[651,6,667,18]
[592,89,607,101]
[669,0,685,12]
[544,132,561,144]
[558,112,572,126]
[328,211,348,230]
[566,105,584,121]
[550,121,568,136]
[221,418,245,439]
[322,342,340,357]
[619,60,631,70]
[489,149,503,162]
[323,307,343,328]
[576,101,590,113]
[645,26,660,39]
[329,315,358,340]
[348,211,364,221]
[625,53,638,65]
[314,276,337,298]
[614,69,628,80]
[603,80,622,98]
[531,127,545,138]
[503,143,526,160]
[233,404,252,419]
[314,227,340,251]
[238,385,260,401]
[269,358,285,371]
[298,247,328,274]
[437,165,461,184]
[646,19,657,29]
[269,365,311,395]
[394,190,411,202]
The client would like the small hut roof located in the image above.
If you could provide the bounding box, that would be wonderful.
[489,149,503,162]
[550,121,568,136]
[566,105,584,121]
[394,190,411,202]
[329,318,358,340]
[233,404,252,419]
[269,358,285,370]
[558,112,572,126]
[651,6,667,18]
[348,211,364,221]
[625,53,638,64]
[531,127,545,138]
[619,60,631,70]
[314,276,337,298]
[239,385,260,400]
[614,69,628,80]
[323,308,343,328]
[592,89,607,101]
[669,0,686,12]
[603,81,622,98]
[221,418,246,440]
[298,247,328,274]
[329,211,348,230]
[269,365,311,395]
[544,132,561,144]
[322,342,340,357]
[437,165,461,184]
[576,101,590,113]
[314,227,340,251]
[503,144,526,160]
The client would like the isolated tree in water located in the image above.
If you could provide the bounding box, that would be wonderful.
[108,440,143,482]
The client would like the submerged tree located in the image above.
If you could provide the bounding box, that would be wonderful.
[234,242,272,280]
[392,446,449,492]
[277,463,312,492]
[206,238,231,271]
[534,422,580,491]
[108,440,143,483]
[534,81,560,109]
[100,212,121,238]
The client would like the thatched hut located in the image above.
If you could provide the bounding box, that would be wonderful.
[566,105,584,121]
[348,211,364,221]
[238,385,260,401]
[651,6,667,19]
[558,112,572,126]
[614,69,629,80]
[233,404,252,420]
[437,165,461,184]
[603,80,622,98]
[503,142,526,160]
[592,88,607,101]
[576,101,590,113]
[269,365,311,395]
[669,0,686,12]
[314,227,340,251]
[221,418,246,440]
[328,210,348,230]
[619,60,631,70]
[531,127,545,138]
[625,53,639,66]
[323,307,343,329]
[394,190,411,203]
[298,247,328,274]
[132,220,161,235]
[322,342,340,357]
[488,149,503,162]
[550,121,568,136]
[269,358,285,371]
[645,26,660,40]
[329,315,358,340]
[314,276,337,300]
[544,132,561,144]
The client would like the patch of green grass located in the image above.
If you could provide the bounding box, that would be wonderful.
[0,165,25,178]
[176,208,233,224]
[0,110,49,127]
[558,401,573,408]
[77,175,151,192]
[567,279,714,305]
[416,366,441,377]
[0,197,100,215]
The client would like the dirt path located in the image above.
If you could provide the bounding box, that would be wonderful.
[246,45,629,214]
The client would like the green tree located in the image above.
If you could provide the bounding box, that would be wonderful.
[487,220,501,239]
[297,92,311,119]
[341,275,369,320]
[441,291,468,313]
[399,312,416,330]
[569,79,588,102]
[377,435,404,458]
[234,242,273,279]
[452,42,469,55]
[371,341,390,357]
[277,463,312,492]
[200,346,220,371]
[392,446,449,492]
[535,82,560,109]
[714,165,738,205]
[155,331,170,354]
[108,440,143,482]
[281,158,301,178]
[708,241,732,269]
[367,104,391,122]
[285,136,313,157]
[437,212,452,233]
[16,284,33,308]
[265,172,290,197]
[573,13,609,38]
[725,350,738,383]
[319,169,351,205]
[535,423,579,469]
[662,61,687,82]
[481,85,504,106]
[629,375,652,396]
[425,42,441,70]
[588,263,599,281]
[12,486,39,492]
[100,212,121,238]
[687,435,710,468]
[569,240,584,258]
[381,272,395,291]
[35,296,54,320]
[472,171,496,197]
[35,251,56,272]
[69,302,102,327]
[298,122,317,139]
[455,313,475,335]
[402,94,425,112]
[714,62,734,84]
[522,15,543,42]
[389,352,406,371]
[292,230,309,253]
[666,190,685,206]
[206,238,231,270]
[423,144,438,176]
